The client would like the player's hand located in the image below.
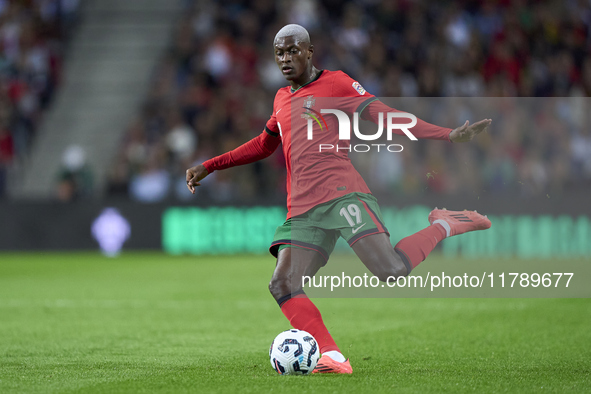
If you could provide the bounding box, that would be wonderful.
[186,164,209,194]
[449,119,491,143]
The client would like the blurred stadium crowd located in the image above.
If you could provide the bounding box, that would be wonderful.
[2,0,591,202]
[107,0,591,204]
[0,0,79,197]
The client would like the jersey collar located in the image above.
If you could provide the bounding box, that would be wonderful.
[290,70,324,93]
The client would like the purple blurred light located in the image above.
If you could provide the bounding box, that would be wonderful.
[91,208,131,257]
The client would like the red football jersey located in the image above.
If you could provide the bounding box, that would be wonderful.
[264,69,451,219]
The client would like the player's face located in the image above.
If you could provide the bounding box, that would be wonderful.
[274,36,311,81]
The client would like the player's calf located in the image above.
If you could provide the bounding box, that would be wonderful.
[269,246,326,301]
[269,274,297,301]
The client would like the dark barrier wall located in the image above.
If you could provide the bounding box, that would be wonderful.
[0,201,164,250]
[0,191,590,252]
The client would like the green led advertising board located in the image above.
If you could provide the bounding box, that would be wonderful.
[163,206,591,258]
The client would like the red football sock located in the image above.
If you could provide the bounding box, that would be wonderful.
[280,294,340,354]
[394,223,446,270]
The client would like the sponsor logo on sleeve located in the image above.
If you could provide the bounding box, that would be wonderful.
[352,81,366,95]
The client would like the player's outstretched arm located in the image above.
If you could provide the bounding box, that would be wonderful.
[449,119,492,143]
[185,130,281,194]
[362,100,491,142]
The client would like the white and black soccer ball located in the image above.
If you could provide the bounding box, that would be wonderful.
[269,329,319,375]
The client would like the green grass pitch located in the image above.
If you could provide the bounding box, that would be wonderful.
[0,252,589,393]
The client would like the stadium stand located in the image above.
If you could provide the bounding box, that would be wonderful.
[0,0,79,198]
[7,0,181,201]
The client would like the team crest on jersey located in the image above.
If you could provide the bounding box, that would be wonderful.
[352,81,366,95]
[301,95,316,121]
[300,95,328,132]
[303,95,316,109]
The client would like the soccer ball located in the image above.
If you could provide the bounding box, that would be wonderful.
[269,329,319,375]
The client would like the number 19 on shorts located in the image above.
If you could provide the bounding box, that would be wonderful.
[339,204,362,227]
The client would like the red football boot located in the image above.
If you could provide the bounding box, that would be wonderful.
[428,208,491,237]
[313,355,353,374]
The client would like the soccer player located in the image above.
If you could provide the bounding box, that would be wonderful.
[186,24,492,374]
